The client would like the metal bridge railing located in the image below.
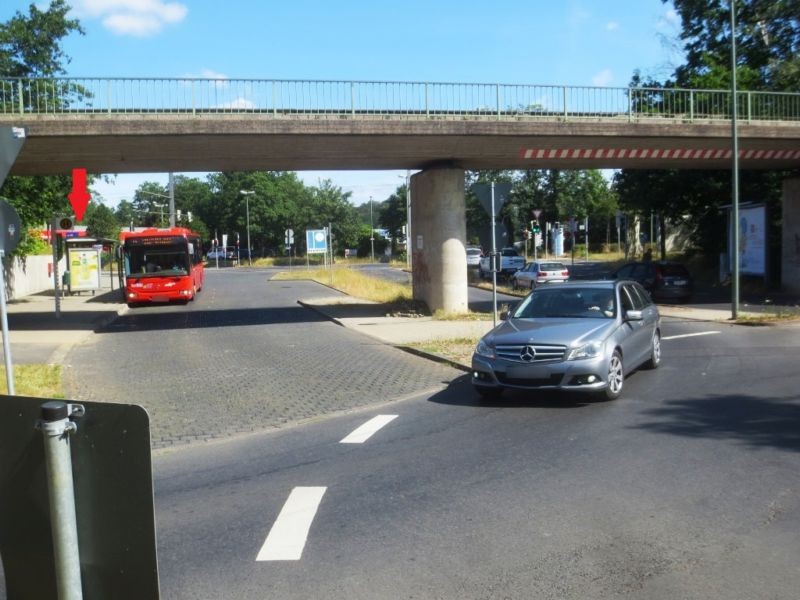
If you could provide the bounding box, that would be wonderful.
[1,77,799,123]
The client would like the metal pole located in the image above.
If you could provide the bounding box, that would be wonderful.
[246,195,252,266]
[39,401,83,600]
[405,171,412,269]
[0,250,15,394]
[51,219,61,319]
[168,172,175,228]
[370,196,375,262]
[490,182,497,328]
[584,217,589,261]
[730,0,740,319]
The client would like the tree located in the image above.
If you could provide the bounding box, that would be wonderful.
[0,0,83,78]
[84,202,120,240]
[379,185,408,255]
[0,1,84,257]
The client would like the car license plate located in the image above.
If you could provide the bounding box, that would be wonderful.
[673,279,688,286]
[507,365,549,379]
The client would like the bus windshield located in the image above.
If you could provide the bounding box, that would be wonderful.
[124,243,190,277]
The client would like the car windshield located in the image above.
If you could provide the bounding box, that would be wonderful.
[513,287,616,319]
[467,248,482,255]
[501,248,519,256]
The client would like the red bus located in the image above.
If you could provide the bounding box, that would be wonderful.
[119,227,205,306]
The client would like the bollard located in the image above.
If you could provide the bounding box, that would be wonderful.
[39,401,84,600]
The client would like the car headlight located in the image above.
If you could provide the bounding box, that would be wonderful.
[567,341,603,361]
[475,339,496,359]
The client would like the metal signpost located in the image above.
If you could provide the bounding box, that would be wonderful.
[0,200,22,395]
[473,182,512,327]
[285,228,294,269]
[0,396,160,599]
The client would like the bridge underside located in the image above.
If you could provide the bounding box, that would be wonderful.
[6,117,800,175]
[5,115,800,307]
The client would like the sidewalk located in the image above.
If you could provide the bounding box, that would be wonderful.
[2,288,127,365]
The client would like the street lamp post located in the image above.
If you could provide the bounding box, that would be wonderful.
[369,195,375,262]
[240,190,254,266]
[730,0,740,320]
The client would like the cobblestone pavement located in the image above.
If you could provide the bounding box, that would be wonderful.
[64,269,460,450]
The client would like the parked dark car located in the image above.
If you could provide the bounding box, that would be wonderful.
[612,261,693,302]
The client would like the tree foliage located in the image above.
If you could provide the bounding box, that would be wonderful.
[0,1,84,257]
[614,0,800,264]
[0,0,83,78]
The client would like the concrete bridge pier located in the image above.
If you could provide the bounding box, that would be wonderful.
[783,178,800,294]
[410,168,469,314]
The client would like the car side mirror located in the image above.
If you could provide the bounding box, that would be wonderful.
[625,309,643,321]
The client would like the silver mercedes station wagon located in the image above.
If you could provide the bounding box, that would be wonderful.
[471,280,661,400]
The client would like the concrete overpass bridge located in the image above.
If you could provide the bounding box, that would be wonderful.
[2,77,800,303]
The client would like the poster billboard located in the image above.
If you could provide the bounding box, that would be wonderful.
[730,204,767,276]
[68,248,101,291]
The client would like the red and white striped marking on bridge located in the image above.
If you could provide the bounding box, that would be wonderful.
[519,148,800,160]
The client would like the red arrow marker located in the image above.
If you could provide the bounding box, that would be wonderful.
[68,168,91,222]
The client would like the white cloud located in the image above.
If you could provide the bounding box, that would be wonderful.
[216,97,255,110]
[605,21,619,31]
[591,69,614,87]
[658,8,680,30]
[71,0,187,36]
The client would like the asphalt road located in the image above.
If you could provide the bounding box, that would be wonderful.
[153,316,800,599]
[15,267,797,599]
[84,268,797,600]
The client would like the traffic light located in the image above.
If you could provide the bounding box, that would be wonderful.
[522,228,530,240]
[531,220,541,234]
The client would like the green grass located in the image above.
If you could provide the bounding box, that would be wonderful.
[1,365,63,398]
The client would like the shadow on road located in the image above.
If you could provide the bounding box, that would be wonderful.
[428,374,597,409]
[99,304,330,334]
[632,394,800,453]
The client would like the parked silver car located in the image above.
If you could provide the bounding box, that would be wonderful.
[466,246,483,267]
[510,261,569,290]
[472,280,661,401]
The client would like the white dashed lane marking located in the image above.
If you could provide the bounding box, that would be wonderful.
[256,487,327,561]
[662,331,721,341]
[340,415,398,444]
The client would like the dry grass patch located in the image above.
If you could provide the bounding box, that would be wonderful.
[0,365,63,398]
[409,336,480,365]
[274,266,413,305]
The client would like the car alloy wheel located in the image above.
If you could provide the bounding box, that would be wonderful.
[601,350,624,400]
[644,331,661,369]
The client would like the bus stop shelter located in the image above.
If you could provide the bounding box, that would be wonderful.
[63,237,117,296]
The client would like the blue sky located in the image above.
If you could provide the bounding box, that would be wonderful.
[5,0,683,205]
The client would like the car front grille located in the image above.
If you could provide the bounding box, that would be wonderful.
[495,344,566,363]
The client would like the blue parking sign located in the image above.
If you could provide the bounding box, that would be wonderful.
[306,229,327,254]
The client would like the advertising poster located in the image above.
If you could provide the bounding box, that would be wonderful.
[69,248,101,291]
[736,205,766,276]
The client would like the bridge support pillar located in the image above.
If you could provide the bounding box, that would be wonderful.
[410,168,468,313]
[782,178,800,294]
